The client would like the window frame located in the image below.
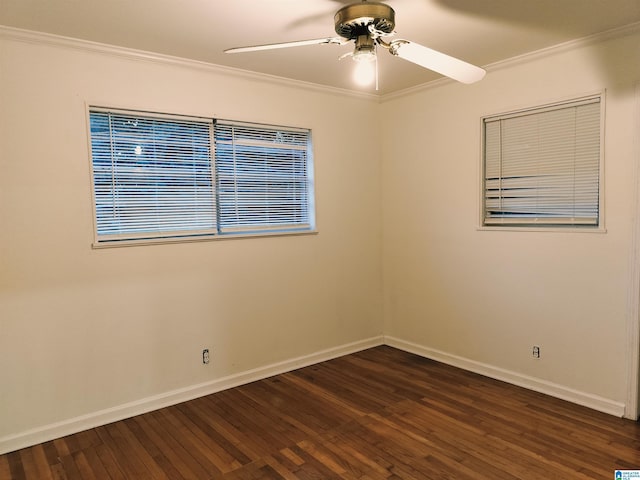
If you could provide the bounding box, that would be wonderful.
[87,106,317,248]
[479,93,606,232]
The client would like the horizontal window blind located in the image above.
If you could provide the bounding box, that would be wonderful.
[213,121,313,233]
[483,96,601,227]
[88,108,315,245]
[89,109,216,242]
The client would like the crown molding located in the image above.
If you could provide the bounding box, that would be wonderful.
[0,25,379,102]
[483,20,640,73]
[381,20,640,103]
[2,20,639,104]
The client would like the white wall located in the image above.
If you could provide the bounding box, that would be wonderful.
[381,30,640,415]
[0,33,384,450]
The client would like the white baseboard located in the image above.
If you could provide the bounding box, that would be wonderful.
[0,336,384,455]
[385,336,626,417]
[2,334,626,455]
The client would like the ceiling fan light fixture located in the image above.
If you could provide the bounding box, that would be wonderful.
[353,50,376,62]
[351,34,377,86]
[353,56,376,86]
[353,34,376,63]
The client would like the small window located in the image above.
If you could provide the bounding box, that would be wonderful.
[482,95,602,228]
[214,121,314,234]
[88,108,315,245]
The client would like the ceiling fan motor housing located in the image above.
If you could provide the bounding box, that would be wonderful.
[334,2,396,39]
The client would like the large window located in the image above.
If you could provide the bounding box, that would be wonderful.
[89,108,315,245]
[482,95,602,228]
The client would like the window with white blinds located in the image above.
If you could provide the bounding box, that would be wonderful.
[88,108,315,245]
[214,121,313,233]
[482,95,602,227]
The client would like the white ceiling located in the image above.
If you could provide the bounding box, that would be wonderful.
[1,0,639,95]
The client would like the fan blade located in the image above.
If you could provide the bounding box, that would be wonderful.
[390,41,486,84]
[225,37,345,54]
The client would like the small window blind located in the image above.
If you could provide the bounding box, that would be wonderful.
[89,109,216,242]
[213,121,313,233]
[483,96,601,227]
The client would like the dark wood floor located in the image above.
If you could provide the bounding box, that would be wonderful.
[2,346,639,479]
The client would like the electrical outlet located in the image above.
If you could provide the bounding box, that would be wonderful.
[202,348,210,364]
[532,345,540,358]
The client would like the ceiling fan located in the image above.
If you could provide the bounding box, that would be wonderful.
[224,0,486,88]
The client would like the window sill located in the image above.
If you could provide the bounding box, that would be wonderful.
[92,229,319,249]
[477,225,606,234]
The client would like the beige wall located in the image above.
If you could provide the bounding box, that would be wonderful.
[1,26,639,452]
[381,31,640,409]
[0,35,383,444]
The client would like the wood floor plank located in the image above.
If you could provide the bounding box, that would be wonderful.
[75,448,112,480]
[27,445,55,480]
[129,412,208,479]
[186,395,264,462]
[175,400,252,470]
[380,402,543,479]
[196,392,283,460]
[219,388,302,450]
[2,346,639,479]
[16,448,39,480]
[257,374,362,432]
[5,451,26,480]
[0,453,12,480]
[390,398,578,478]
[93,443,126,480]
[51,439,71,460]
[221,458,285,480]
[262,454,304,480]
[40,442,62,473]
[94,424,155,480]
[70,451,106,480]
[123,416,184,480]
[57,453,84,480]
[49,463,68,480]
[152,407,227,477]
[276,443,347,480]
[231,380,323,441]
[170,403,244,474]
